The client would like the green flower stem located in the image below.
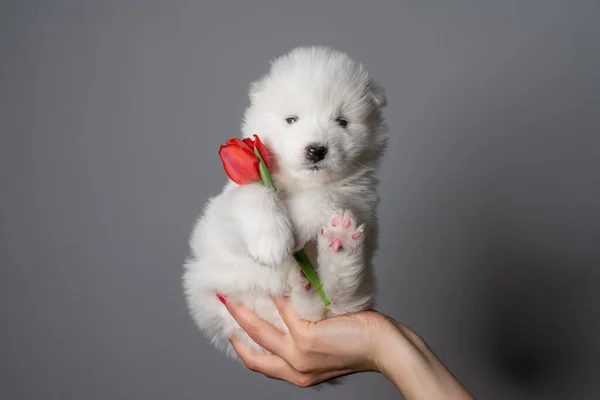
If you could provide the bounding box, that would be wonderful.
[292,250,330,306]
[254,147,330,307]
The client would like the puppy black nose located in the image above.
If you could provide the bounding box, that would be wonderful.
[306,144,328,162]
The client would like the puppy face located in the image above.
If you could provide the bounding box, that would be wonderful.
[242,47,387,183]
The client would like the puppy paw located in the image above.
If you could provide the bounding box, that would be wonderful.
[289,289,326,322]
[247,226,295,267]
[319,210,365,254]
[232,184,295,267]
[297,268,313,291]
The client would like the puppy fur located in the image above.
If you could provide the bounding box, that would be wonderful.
[183,46,388,358]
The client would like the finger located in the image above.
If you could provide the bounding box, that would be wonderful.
[272,296,312,337]
[230,337,282,375]
[225,301,288,357]
[230,337,314,386]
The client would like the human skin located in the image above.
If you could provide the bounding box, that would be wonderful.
[219,295,475,399]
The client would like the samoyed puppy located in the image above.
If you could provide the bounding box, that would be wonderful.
[183,46,388,358]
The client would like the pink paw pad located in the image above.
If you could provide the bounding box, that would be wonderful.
[321,210,365,254]
[329,238,343,252]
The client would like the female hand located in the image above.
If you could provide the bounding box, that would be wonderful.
[221,295,475,399]
[223,296,390,387]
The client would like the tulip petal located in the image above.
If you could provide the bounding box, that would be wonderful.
[252,134,275,172]
[226,138,251,151]
[219,144,260,185]
[241,137,255,148]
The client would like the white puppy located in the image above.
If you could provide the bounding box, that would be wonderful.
[183,46,388,358]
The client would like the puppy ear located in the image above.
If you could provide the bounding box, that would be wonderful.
[367,79,387,109]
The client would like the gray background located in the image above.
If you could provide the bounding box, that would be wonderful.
[2,1,599,399]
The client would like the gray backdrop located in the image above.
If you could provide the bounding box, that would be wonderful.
[2,1,599,399]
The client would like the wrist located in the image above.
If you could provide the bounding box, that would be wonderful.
[372,317,438,398]
[372,318,475,399]
[372,317,411,376]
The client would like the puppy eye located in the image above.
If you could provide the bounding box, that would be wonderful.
[286,116,298,124]
[336,117,348,128]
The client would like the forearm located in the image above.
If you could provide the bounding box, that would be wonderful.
[374,320,475,400]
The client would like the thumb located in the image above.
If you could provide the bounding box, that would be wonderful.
[272,296,312,338]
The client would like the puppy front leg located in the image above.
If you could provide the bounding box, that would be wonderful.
[230,183,295,267]
[317,209,373,316]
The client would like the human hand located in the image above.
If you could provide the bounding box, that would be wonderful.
[223,296,390,387]
[221,295,475,398]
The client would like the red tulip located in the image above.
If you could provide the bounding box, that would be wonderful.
[219,135,275,185]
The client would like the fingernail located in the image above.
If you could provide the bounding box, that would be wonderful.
[217,293,228,305]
